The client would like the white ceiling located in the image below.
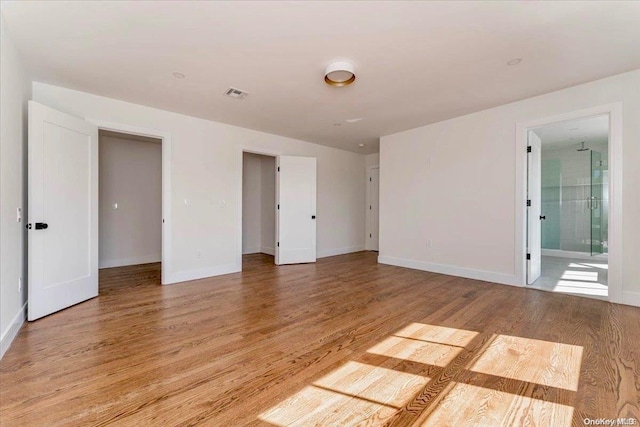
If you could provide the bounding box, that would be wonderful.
[534,115,609,150]
[2,1,639,154]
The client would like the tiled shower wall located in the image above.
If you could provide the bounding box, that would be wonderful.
[541,142,608,253]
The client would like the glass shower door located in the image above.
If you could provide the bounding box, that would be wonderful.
[590,151,603,255]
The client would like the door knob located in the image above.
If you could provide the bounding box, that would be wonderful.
[35,222,48,230]
[539,215,546,220]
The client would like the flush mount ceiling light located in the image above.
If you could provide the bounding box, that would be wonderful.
[507,58,522,66]
[346,118,363,123]
[358,143,366,147]
[325,61,356,87]
[172,72,186,78]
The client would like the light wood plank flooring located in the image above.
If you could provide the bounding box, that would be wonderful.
[1,252,638,426]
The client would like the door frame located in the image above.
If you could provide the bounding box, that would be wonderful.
[366,165,380,251]
[515,102,623,303]
[87,119,172,285]
[238,146,281,270]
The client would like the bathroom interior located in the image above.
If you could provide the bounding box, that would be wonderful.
[531,114,609,298]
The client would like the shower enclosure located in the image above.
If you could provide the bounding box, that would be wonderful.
[541,146,608,256]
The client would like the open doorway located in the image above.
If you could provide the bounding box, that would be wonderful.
[527,115,609,299]
[98,130,163,291]
[242,152,276,269]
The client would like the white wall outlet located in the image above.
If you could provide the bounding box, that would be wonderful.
[16,207,22,223]
[112,203,118,210]
[18,277,22,292]
[427,240,433,248]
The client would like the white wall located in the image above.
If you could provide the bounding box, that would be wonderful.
[99,134,162,268]
[0,15,31,358]
[380,69,640,307]
[33,82,366,283]
[242,152,262,254]
[260,155,276,255]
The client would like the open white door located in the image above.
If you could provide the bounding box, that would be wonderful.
[369,167,379,251]
[28,101,99,320]
[276,156,316,265]
[527,131,542,284]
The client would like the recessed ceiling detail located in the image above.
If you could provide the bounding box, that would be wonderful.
[172,72,186,79]
[325,61,356,87]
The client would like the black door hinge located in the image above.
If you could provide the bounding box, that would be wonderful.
[527,199,531,207]
[527,146,532,153]
[526,253,531,260]
[370,233,372,238]
[277,166,280,172]
[370,177,372,182]
[277,242,279,247]
[277,204,279,210]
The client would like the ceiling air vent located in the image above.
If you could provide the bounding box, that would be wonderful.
[224,87,249,100]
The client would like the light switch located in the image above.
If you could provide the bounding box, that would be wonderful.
[16,207,22,223]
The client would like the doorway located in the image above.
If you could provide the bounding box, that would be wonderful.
[526,114,611,299]
[98,130,163,290]
[242,152,276,267]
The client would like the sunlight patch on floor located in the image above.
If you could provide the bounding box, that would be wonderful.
[259,361,429,427]
[560,270,599,282]
[419,382,574,427]
[393,323,478,347]
[553,281,608,297]
[367,335,461,367]
[469,334,583,391]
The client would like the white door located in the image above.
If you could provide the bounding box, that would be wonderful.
[28,101,99,320]
[276,156,316,265]
[369,167,380,251]
[527,131,542,284]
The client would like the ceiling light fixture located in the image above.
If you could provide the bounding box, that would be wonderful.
[346,118,363,123]
[325,61,356,87]
[172,72,186,78]
[358,143,365,147]
[507,58,522,66]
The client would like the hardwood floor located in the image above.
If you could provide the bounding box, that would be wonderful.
[1,252,638,426]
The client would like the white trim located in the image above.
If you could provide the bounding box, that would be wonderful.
[378,256,518,287]
[318,245,366,259]
[261,246,275,256]
[99,255,161,269]
[541,249,608,261]
[87,119,172,285]
[366,165,380,251]
[164,263,240,285]
[0,303,27,360]
[239,147,280,270]
[622,291,640,308]
[515,102,623,304]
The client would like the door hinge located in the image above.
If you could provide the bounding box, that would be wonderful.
[369,205,372,210]
[370,233,372,238]
[277,204,279,210]
[277,166,280,172]
[527,146,532,153]
[526,253,531,260]
[527,199,531,207]
[370,177,372,182]
[277,242,279,247]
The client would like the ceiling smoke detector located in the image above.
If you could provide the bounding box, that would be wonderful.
[224,87,249,100]
[325,61,356,87]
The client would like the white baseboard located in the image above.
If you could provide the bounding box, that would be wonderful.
[261,246,275,256]
[0,302,27,360]
[541,249,608,260]
[99,255,161,269]
[317,245,366,259]
[622,291,640,308]
[163,262,240,285]
[242,247,261,255]
[378,255,519,287]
